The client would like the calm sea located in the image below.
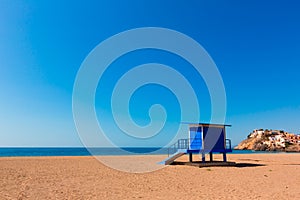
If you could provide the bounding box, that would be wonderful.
[0,148,291,157]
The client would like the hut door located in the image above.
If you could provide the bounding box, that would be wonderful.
[189,127,202,150]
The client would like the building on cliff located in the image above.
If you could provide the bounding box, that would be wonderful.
[236,129,300,152]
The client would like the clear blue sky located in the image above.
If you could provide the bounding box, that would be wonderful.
[1,0,300,147]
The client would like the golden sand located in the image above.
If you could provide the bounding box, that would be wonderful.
[0,154,299,199]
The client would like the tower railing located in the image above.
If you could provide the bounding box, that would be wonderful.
[167,138,232,156]
[226,139,232,150]
[167,139,189,156]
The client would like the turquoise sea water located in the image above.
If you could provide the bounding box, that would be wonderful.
[0,148,163,157]
[0,148,294,157]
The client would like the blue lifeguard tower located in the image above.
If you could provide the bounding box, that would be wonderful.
[162,123,232,165]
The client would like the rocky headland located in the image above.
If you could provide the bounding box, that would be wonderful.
[235,129,300,152]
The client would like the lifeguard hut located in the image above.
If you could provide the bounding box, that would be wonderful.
[162,123,232,165]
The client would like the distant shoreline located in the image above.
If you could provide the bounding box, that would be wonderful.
[0,147,299,157]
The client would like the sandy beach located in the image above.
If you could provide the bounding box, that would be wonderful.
[0,154,299,199]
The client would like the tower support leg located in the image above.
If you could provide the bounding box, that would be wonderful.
[223,153,227,162]
[189,153,193,162]
[201,152,205,163]
[210,152,213,162]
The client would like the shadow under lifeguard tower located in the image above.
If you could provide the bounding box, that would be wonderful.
[161,123,235,167]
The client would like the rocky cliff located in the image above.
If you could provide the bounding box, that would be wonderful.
[235,129,300,152]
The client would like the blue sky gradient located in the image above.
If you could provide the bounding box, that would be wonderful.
[1,0,300,146]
